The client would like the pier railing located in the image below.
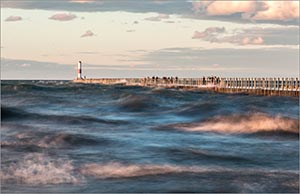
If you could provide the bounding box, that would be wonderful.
[124,77,300,91]
[221,78,299,91]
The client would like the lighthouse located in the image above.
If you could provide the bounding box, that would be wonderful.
[77,61,82,79]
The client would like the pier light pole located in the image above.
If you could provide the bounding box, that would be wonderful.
[77,61,82,79]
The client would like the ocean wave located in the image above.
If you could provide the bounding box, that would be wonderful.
[1,81,107,94]
[1,153,82,185]
[36,133,107,148]
[1,106,27,120]
[117,94,158,112]
[80,162,213,178]
[2,132,107,149]
[1,106,127,125]
[163,147,252,163]
[80,162,298,180]
[149,87,184,97]
[169,113,299,135]
[176,101,219,116]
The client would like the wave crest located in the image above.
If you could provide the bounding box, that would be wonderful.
[172,113,299,134]
[1,153,82,185]
[80,162,210,178]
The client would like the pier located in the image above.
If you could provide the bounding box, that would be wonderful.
[73,77,300,97]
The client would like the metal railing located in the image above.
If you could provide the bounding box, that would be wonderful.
[221,78,299,91]
[75,77,300,91]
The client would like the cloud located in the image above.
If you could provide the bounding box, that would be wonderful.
[252,1,299,21]
[2,1,298,25]
[81,30,95,37]
[1,1,188,16]
[5,16,22,22]
[206,1,260,16]
[49,13,77,21]
[240,27,299,45]
[192,1,299,22]
[192,27,225,39]
[145,14,169,21]
[192,26,266,45]
[219,35,265,45]
[133,21,139,24]
[164,21,175,23]
[241,37,264,45]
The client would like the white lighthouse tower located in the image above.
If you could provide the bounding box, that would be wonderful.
[77,61,82,79]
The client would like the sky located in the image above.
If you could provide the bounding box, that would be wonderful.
[1,0,299,79]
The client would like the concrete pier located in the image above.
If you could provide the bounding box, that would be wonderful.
[73,77,300,97]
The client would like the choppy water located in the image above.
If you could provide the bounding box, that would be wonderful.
[1,80,299,193]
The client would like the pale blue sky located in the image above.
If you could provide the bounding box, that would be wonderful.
[1,0,299,79]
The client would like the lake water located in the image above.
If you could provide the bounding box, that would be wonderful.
[1,80,299,193]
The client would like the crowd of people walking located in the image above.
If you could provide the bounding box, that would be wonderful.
[141,76,221,86]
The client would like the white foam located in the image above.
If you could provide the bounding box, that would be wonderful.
[80,162,215,178]
[1,153,82,185]
[177,113,299,134]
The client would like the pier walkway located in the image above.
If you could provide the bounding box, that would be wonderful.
[73,77,300,97]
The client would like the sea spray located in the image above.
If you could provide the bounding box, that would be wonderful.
[169,113,299,134]
[1,153,82,185]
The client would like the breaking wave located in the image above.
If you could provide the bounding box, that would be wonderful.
[170,113,299,135]
[80,162,214,178]
[1,153,82,185]
[80,162,299,180]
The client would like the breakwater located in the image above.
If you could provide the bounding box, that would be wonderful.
[73,77,300,97]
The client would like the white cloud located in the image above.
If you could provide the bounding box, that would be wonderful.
[145,14,169,21]
[207,1,258,16]
[192,26,265,45]
[241,37,264,45]
[192,1,299,21]
[253,1,299,21]
[5,16,22,22]
[49,13,77,21]
[192,27,225,39]
[80,30,95,38]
